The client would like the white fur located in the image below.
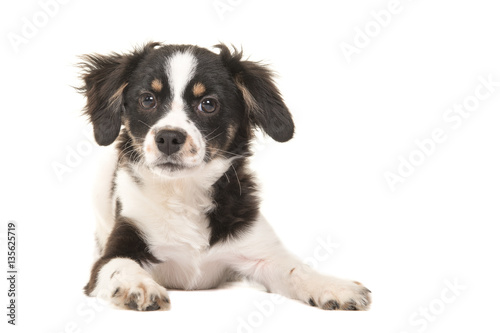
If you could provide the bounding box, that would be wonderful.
[166,50,197,102]
[92,145,119,256]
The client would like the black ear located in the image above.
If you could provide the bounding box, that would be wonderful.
[217,44,295,142]
[77,42,160,146]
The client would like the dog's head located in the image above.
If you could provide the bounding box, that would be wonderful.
[79,43,294,177]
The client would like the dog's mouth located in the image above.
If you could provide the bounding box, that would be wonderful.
[155,161,186,172]
[151,158,200,175]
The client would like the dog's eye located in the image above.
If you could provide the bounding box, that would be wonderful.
[198,98,219,114]
[139,93,157,110]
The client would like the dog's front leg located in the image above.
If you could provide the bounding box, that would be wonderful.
[231,215,371,310]
[84,217,170,311]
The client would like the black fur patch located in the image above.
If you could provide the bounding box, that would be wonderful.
[208,159,260,246]
[84,216,160,295]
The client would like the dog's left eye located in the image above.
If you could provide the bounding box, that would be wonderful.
[139,93,157,110]
[197,98,219,114]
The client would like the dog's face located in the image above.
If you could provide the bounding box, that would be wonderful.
[79,43,294,177]
[124,46,244,176]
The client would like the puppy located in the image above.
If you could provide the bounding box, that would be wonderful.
[79,43,371,311]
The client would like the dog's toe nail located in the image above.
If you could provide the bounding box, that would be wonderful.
[126,300,138,310]
[322,300,340,310]
[145,302,161,311]
[343,299,359,311]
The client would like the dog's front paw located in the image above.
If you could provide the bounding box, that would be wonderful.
[306,277,371,311]
[109,275,171,311]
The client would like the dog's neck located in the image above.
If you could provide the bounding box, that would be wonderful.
[124,157,236,204]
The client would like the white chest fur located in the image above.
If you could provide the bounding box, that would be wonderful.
[116,167,214,256]
[113,159,234,289]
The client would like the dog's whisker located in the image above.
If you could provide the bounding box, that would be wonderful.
[231,164,242,196]
[137,120,152,129]
[204,128,222,142]
[202,127,220,139]
[118,144,145,165]
[205,131,225,142]
[210,148,249,159]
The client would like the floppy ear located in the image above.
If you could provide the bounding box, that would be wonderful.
[78,42,160,146]
[217,45,295,142]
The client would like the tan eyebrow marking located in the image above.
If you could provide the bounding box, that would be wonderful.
[193,82,206,97]
[151,79,163,92]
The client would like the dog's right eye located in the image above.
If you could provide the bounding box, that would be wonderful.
[139,93,157,110]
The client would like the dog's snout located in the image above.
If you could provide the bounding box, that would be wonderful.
[155,129,187,156]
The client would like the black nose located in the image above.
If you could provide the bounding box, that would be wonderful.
[155,130,187,156]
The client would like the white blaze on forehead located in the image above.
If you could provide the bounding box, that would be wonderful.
[166,50,197,102]
[158,49,200,144]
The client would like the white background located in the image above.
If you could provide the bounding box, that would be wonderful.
[1,0,499,332]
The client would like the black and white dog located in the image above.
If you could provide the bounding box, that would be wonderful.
[79,43,371,311]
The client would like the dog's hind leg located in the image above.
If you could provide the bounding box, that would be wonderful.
[227,214,372,310]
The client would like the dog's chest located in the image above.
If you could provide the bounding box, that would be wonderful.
[116,169,215,259]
